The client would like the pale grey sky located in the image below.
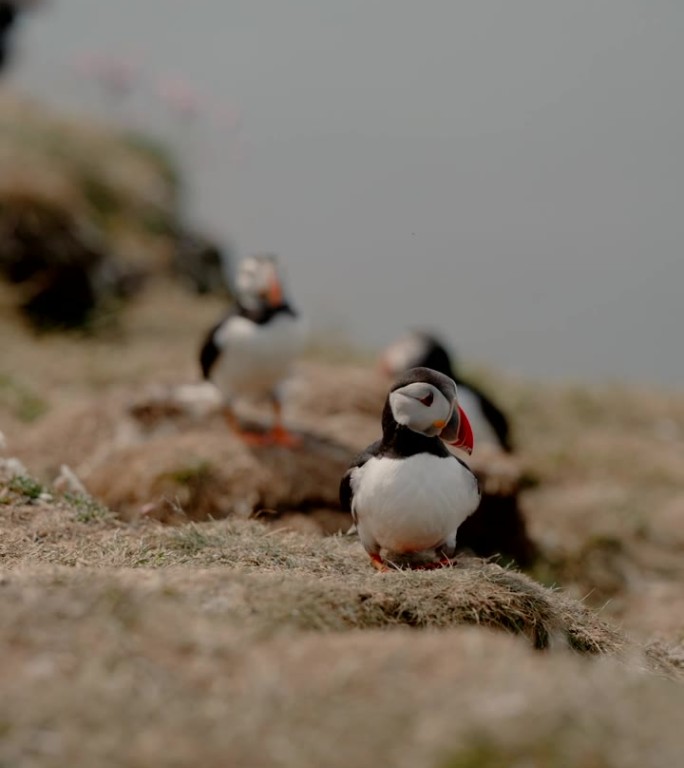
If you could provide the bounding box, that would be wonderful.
[10,1,684,385]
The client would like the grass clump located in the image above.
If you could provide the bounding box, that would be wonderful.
[444,738,604,768]
[6,474,43,502]
[167,524,215,554]
[64,492,114,524]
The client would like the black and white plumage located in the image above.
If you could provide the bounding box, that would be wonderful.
[340,367,481,570]
[380,330,513,453]
[199,254,306,445]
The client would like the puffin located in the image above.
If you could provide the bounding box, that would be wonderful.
[379,330,513,453]
[199,254,306,446]
[340,367,481,571]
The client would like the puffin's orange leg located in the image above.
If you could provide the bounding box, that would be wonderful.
[370,553,389,572]
[271,422,302,448]
[221,406,272,446]
[269,398,302,448]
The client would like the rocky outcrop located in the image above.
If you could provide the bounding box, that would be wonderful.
[0,95,230,329]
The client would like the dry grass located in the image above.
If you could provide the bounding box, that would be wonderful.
[1,491,683,768]
[486,378,684,638]
[0,500,617,653]
[0,279,223,414]
[3,588,682,768]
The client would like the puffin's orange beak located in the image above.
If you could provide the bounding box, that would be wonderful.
[441,405,475,455]
[266,270,283,307]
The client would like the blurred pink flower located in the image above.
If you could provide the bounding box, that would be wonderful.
[157,77,202,120]
[72,52,142,99]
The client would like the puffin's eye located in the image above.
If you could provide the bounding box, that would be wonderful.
[418,392,434,406]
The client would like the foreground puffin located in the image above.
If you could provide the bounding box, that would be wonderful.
[340,367,481,571]
[199,254,306,446]
[380,330,513,453]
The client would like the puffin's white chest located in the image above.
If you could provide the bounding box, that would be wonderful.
[351,453,480,554]
[212,313,306,397]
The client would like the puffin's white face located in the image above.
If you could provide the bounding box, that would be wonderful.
[235,255,283,310]
[389,381,455,437]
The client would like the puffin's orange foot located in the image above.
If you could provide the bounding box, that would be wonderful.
[270,425,303,448]
[237,430,274,447]
[370,553,389,572]
[222,408,272,446]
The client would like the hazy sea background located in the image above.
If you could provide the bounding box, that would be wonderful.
[9,0,684,386]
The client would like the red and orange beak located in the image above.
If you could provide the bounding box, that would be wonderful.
[265,266,283,307]
[440,405,475,455]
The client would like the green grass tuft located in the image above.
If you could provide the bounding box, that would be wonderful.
[168,461,213,486]
[167,525,215,554]
[7,474,44,502]
[65,493,114,524]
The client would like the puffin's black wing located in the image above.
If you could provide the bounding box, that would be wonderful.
[339,471,354,516]
[199,313,232,380]
[339,440,381,518]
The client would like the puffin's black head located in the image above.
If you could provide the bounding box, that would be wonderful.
[389,366,456,401]
[383,366,474,453]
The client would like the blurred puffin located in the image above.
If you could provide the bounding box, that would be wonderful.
[199,254,306,446]
[340,367,481,571]
[380,331,513,453]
